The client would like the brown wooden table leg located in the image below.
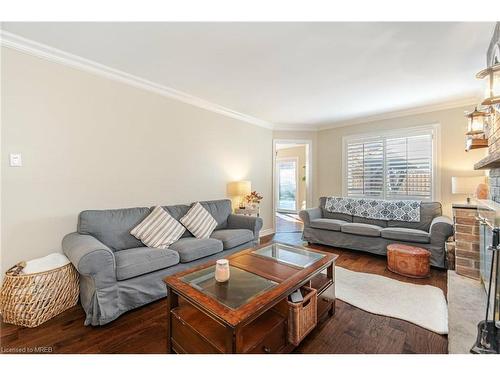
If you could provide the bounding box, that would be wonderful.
[225,325,236,353]
[166,288,179,354]
[329,299,336,316]
[327,262,335,316]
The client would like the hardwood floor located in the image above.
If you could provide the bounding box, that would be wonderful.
[0,233,447,354]
[275,213,303,233]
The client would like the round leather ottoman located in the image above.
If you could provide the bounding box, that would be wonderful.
[386,244,431,278]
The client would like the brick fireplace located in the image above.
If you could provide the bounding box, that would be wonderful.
[452,206,481,279]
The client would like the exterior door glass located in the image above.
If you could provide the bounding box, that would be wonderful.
[277,159,297,211]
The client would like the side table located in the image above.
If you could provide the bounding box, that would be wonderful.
[234,207,260,217]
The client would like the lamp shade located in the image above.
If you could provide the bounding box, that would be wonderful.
[451,176,486,195]
[227,181,251,197]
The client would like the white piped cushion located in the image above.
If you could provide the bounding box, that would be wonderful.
[180,202,218,239]
[130,206,185,249]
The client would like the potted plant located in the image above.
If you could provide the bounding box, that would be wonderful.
[244,191,263,210]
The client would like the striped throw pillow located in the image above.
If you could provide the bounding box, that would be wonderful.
[130,206,185,249]
[180,202,218,239]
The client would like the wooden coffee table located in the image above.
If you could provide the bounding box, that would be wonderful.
[164,242,338,354]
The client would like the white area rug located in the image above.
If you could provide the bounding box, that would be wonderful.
[322,266,448,335]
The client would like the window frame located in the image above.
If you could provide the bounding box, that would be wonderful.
[341,124,441,201]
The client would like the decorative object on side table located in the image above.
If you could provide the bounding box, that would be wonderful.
[235,190,263,217]
[477,182,490,199]
[244,190,263,210]
[451,176,487,203]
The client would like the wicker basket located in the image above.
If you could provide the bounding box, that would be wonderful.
[287,286,317,346]
[0,263,79,327]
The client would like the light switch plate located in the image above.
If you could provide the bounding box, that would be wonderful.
[9,153,22,167]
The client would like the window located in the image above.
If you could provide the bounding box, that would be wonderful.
[343,126,438,200]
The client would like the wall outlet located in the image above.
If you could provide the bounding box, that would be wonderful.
[9,153,23,167]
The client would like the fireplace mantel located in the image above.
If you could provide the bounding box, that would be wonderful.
[475,149,500,170]
[474,106,500,170]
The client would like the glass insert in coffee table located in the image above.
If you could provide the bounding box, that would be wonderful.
[252,243,325,268]
[180,265,277,310]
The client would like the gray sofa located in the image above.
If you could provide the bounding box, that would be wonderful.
[62,199,262,326]
[299,197,453,268]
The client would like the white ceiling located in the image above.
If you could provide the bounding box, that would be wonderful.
[1,22,495,129]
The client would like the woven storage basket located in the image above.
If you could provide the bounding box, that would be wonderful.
[287,286,317,346]
[0,263,79,327]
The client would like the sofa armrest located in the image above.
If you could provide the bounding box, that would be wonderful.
[62,232,116,284]
[429,216,454,244]
[299,207,322,227]
[227,214,263,240]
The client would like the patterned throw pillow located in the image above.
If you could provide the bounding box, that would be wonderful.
[130,206,185,249]
[180,202,218,239]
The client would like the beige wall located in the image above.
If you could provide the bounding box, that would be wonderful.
[316,106,488,216]
[276,145,307,210]
[1,48,273,276]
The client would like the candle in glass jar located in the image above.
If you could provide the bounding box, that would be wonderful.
[215,259,230,282]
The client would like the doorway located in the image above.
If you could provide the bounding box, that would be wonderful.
[273,139,312,234]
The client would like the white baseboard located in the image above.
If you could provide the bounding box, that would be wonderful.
[259,228,275,237]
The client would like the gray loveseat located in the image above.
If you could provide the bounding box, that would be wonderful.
[299,197,453,268]
[62,199,262,326]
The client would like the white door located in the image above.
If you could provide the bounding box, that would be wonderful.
[276,157,298,212]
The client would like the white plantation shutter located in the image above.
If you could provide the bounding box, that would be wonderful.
[386,134,432,199]
[346,139,384,198]
[345,129,434,200]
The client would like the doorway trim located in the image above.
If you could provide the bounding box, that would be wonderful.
[272,139,313,233]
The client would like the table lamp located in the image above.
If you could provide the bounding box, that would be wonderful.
[227,181,251,209]
[451,176,486,203]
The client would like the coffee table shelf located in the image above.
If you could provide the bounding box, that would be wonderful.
[171,301,286,353]
[310,273,333,295]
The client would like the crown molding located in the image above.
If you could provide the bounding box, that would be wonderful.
[316,96,480,131]
[272,124,319,132]
[0,30,481,133]
[0,30,275,130]
[273,97,480,132]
